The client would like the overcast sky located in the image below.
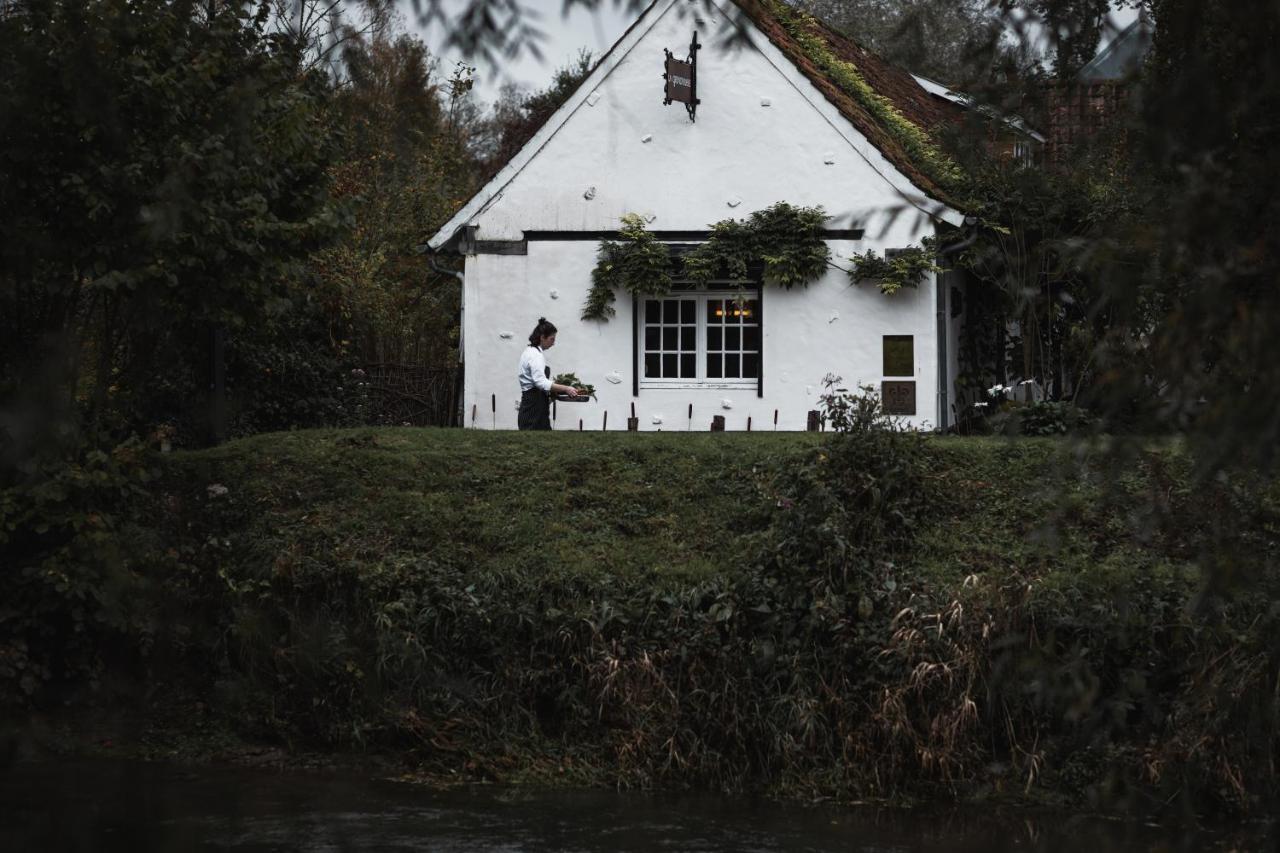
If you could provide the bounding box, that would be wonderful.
[412,1,1141,107]
[412,1,635,105]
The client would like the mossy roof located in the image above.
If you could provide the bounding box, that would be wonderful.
[732,0,965,207]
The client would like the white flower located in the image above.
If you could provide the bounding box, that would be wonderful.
[206,484,229,499]
[987,384,1007,396]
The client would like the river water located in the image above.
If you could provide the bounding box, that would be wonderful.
[0,759,1268,852]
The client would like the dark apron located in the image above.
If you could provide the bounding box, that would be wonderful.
[518,366,552,431]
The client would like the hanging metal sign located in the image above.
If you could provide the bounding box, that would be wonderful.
[664,31,701,121]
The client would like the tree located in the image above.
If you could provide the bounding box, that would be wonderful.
[0,0,343,704]
[484,49,595,174]
[798,0,1008,83]
[0,0,342,449]
[310,29,486,373]
[1095,0,1280,475]
[267,0,396,75]
[949,149,1132,410]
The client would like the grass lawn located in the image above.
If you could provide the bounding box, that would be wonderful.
[175,429,823,584]
[172,428,1199,590]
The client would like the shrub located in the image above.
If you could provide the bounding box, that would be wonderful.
[757,378,930,586]
[1004,401,1096,436]
[0,436,164,707]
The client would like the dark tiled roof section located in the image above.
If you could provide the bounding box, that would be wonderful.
[732,0,965,207]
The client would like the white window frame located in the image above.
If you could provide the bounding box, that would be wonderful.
[638,283,760,391]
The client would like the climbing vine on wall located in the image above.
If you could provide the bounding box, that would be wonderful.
[582,203,831,322]
[582,213,672,321]
[848,237,940,295]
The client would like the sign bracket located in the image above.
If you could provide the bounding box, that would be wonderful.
[663,31,701,122]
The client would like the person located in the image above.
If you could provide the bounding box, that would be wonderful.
[517,318,582,430]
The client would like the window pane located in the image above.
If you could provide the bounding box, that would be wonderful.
[645,300,660,323]
[645,327,660,350]
[662,353,677,376]
[725,354,740,378]
[680,327,695,351]
[663,300,678,323]
[681,300,695,323]
[707,300,723,322]
[680,354,695,377]
[744,327,760,350]
[644,353,660,377]
[883,336,914,376]
[743,353,759,378]
[707,327,722,351]
[663,327,677,350]
[743,299,759,320]
[726,327,740,351]
[707,354,722,378]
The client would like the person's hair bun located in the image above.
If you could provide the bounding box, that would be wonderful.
[537,317,546,324]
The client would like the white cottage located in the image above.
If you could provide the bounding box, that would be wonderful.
[426,0,970,431]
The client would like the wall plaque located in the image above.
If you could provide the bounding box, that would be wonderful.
[882,381,917,416]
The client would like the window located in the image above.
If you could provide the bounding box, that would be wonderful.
[882,335,916,415]
[640,291,760,389]
[883,335,914,376]
[642,297,697,380]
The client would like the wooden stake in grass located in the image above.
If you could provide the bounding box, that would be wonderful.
[747,416,752,432]
[579,418,583,431]
[687,403,693,431]
[471,403,477,426]
[603,411,608,431]
[491,394,496,430]
[774,409,778,431]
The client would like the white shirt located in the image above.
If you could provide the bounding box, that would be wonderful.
[518,345,554,393]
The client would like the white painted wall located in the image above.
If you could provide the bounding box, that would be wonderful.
[455,0,953,430]
[464,243,941,431]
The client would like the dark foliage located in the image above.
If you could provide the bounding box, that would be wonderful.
[0,0,341,701]
[141,422,1279,814]
[0,0,342,443]
[484,49,595,180]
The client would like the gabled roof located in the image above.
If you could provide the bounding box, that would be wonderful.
[912,73,1046,144]
[426,0,966,251]
[1079,14,1154,82]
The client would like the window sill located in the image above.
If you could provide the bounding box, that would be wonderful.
[639,381,759,391]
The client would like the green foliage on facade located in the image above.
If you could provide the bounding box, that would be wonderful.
[848,236,941,294]
[583,203,831,321]
[583,214,674,321]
